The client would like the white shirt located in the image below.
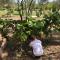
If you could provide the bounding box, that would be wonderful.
[29,39,43,56]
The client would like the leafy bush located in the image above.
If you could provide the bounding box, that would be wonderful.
[0,8,60,52]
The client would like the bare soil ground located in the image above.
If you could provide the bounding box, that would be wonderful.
[2,45,60,60]
[1,15,25,20]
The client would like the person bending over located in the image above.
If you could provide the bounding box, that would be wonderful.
[29,35,43,58]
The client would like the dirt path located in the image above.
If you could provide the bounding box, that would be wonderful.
[1,15,26,20]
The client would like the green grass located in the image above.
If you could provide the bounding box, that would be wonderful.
[13,11,19,15]
[0,10,8,16]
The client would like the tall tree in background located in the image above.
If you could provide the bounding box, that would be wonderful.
[24,0,35,19]
[17,0,24,21]
[17,0,35,21]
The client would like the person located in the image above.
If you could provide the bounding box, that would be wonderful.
[0,33,6,60]
[29,35,43,58]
